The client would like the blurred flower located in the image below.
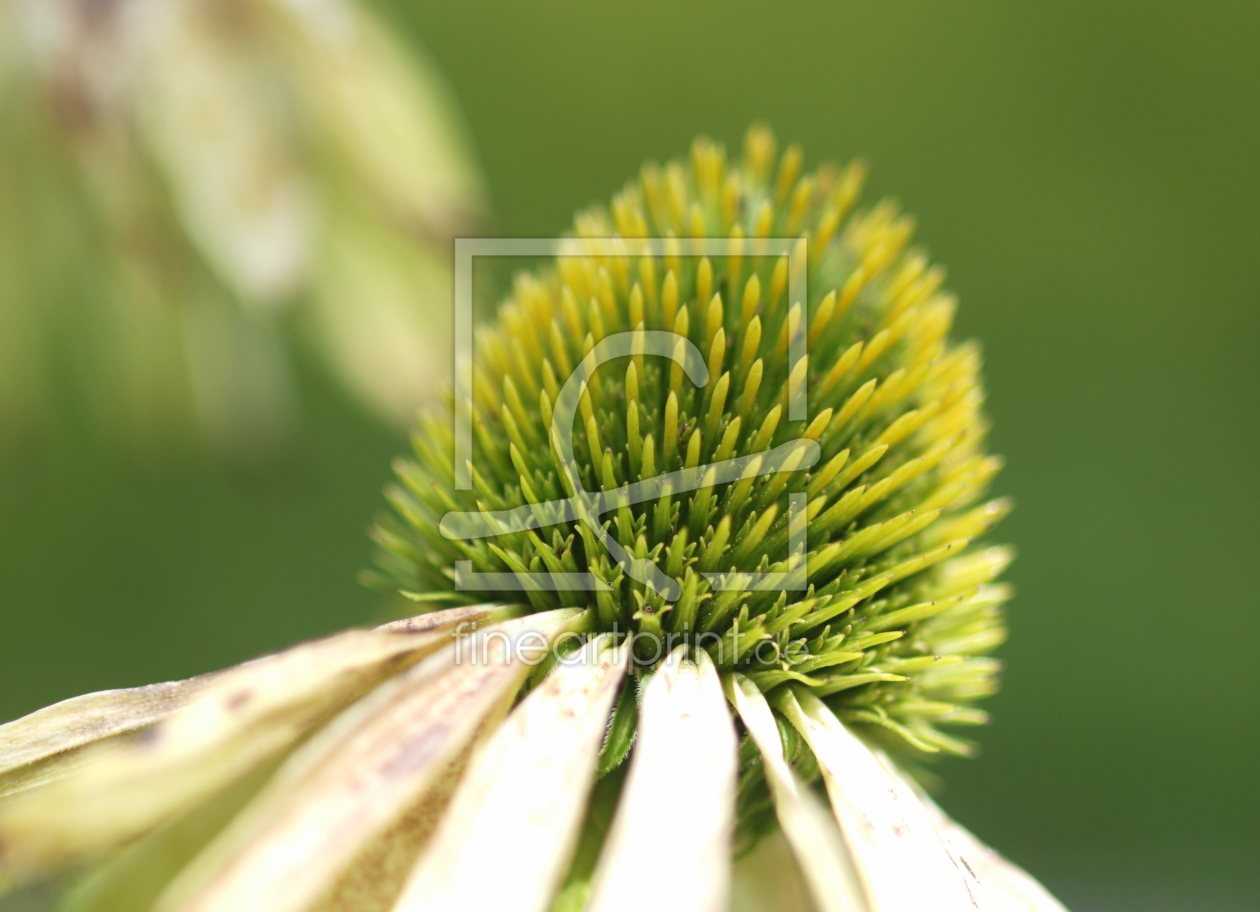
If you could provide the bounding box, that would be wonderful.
[0,0,485,462]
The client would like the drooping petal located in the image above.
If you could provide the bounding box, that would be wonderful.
[875,754,1069,911]
[51,760,278,912]
[585,647,738,912]
[729,675,869,912]
[775,687,983,912]
[372,603,507,635]
[928,818,1068,912]
[306,730,486,912]
[0,603,511,879]
[391,635,628,912]
[0,677,216,800]
[151,610,579,912]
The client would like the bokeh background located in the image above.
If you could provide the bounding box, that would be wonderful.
[2,2,1257,909]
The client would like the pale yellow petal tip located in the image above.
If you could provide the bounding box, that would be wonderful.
[775,687,983,911]
[763,687,1071,912]
[878,752,1070,912]
[392,636,627,912]
[0,677,215,798]
[150,611,576,912]
[0,607,564,888]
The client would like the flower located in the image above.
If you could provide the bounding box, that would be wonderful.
[0,0,484,461]
[0,127,1068,911]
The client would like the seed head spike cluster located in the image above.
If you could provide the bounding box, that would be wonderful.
[371,125,1012,771]
[0,128,1069,912]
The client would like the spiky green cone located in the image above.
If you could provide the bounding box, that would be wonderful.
[369,125,1012,850]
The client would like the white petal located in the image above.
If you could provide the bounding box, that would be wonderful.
[931,822,1067,912]
[0,677,215,799]
[586,647,738,912]
[730,675,869,912]
[775,688,983,912]
[52,760,276,912]
[372,603,499,635]
[876,755,1069,912]
[307,733,485,912]
[391,635,628,912]
[0,603,510,876]
[153,610,577,912]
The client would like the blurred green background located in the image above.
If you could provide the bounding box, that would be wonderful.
[2,1,1257,909]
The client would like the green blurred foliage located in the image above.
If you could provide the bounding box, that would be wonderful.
[1,1,1257,908]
